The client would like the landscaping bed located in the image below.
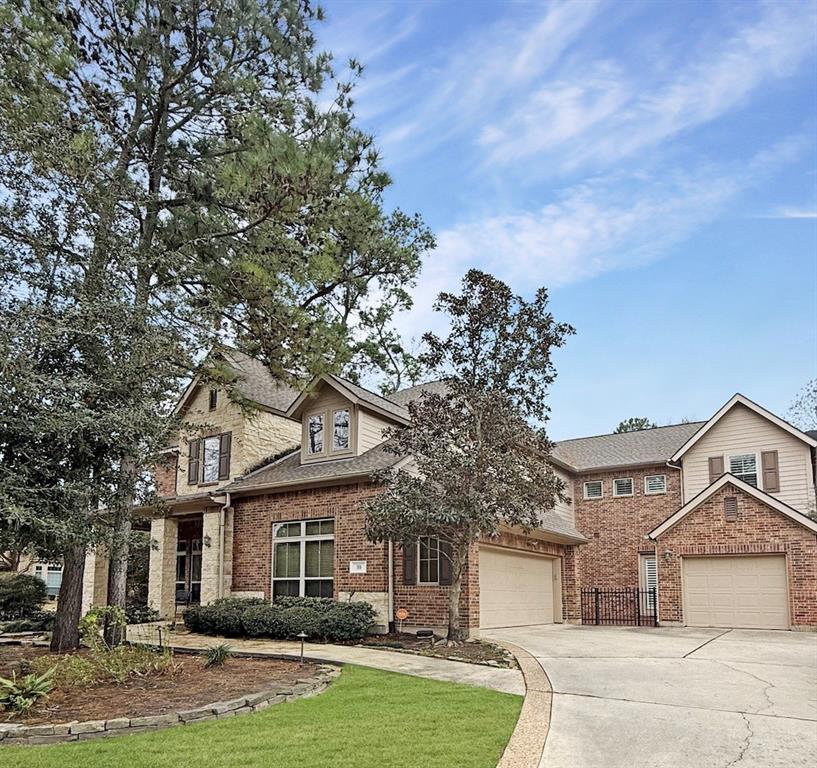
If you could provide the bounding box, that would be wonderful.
[1,644,318,725]
[355,633,516,668]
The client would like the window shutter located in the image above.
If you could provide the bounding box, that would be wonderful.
[218,432,232,480]
[439,540,453,586]
[761,450,779,492]
[724,496,738,521]
[402,541,416,585]
[708,456,724,484]
[187,439,200,485]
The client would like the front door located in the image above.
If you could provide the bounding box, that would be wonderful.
[175,518,203,603]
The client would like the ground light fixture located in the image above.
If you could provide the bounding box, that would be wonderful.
[297,631,308,665]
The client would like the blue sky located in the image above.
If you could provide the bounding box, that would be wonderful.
[319,0,817,439]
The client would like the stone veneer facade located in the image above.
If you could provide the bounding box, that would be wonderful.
[653,482,817,629]
[572,464,681,588]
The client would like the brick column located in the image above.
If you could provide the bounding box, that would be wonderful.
[81,547,109,615]
[148,517,178,619]
[561,545,581,623]
[200,509,222,606]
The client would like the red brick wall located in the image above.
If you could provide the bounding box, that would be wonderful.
[573,465,681,587]
[231,483,387,598]
[154,453,178,497]
[655,482,817,628]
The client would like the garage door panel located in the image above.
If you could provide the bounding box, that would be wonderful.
[682,556,788,630]
[479,547,555,629]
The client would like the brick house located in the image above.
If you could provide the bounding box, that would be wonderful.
[84,351,816,634]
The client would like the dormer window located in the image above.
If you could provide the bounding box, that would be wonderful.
[307,413,324,454]
[332,409,350,451]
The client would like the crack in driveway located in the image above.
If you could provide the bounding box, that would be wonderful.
[710,660,777,715]
[724,713,754,767]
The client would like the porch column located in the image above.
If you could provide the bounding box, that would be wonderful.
[148,517,178,619]
[200,508,224,606]
[81,547,109,615]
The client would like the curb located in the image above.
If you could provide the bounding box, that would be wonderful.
[495,641,553,768]
[0,665,340,747]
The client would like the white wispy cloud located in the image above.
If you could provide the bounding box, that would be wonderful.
[760,207,817,219]
[394,135,808,339]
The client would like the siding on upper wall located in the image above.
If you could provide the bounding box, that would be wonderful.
[553,467,575,525]
[358,409,393,453]
[681,403,816,513]
[176,385,299,496]
[298,386,358,464]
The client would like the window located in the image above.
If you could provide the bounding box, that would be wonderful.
[201,435,221,483]
[644,474,667,495]
[307,414,324,455]
[208,389,218,410]
[583,480,603,499]
[33,563,62,598]
[729,454,758,487]
[332,408,350,451]
[418,536,440,584]
[272,519,334,599]
[613,478,634,497]
[640,555,657,611]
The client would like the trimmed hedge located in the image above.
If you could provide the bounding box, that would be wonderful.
[183,596,376,642]
[0,572,47,619]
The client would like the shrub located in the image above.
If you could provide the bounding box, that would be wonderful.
[0,610,54,634]
[125,603,159,624]
[204,643,232,668]
[0,668,54,714]
[0,573,47,619]
[185,596,376,643]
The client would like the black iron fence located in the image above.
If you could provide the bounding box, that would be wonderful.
[581,587,658,627]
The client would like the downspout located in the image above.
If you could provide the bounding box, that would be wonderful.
[218,492,231,600]
[387,540,395,632]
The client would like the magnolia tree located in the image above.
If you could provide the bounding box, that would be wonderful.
[364,270,574,641]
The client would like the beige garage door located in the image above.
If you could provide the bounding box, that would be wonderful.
[479,546,555,629]
[683,555,789,629]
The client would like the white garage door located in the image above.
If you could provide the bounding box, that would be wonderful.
[479,546,555,629]
[683,555,789,630]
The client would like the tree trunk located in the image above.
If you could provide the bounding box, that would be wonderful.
[50,543,86,652]
[446,542,469,642]
[104,513,131,646]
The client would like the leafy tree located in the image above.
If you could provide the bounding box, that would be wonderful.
[614,417,657,433]
[0,0,431,649]
[787,379,817,432]
[364,270,574,641]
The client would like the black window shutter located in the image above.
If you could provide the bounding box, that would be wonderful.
[402,541,416,585]
[218,432,232,480]
[438,539,453,586]
[187,439,200,485]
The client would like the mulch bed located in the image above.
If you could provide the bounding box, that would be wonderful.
[1,645,316,725]
[354,633,516,668]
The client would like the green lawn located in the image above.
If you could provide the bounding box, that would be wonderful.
[3,666,522,768]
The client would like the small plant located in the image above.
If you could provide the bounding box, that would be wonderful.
[204,643,233,668]
[0,668,54,714]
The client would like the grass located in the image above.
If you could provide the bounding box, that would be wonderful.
[2,666,522,768]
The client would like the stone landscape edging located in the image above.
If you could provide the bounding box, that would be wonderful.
[0,664,340,747]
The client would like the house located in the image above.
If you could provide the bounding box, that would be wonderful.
[88,351,817,634]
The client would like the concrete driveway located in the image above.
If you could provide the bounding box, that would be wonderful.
[485,624,817,768]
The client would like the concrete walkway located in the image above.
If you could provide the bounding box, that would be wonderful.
[129,623,524,696]
[485,624,817,768]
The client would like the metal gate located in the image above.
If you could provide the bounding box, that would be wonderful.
[581,587,658,626]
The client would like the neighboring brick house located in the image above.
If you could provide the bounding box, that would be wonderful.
[90,350,816,634]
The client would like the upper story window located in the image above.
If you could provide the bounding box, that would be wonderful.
[332,408,350,451]
[307,414,324,454]
[583,480,603,499]
[729,453,758,487]
[613,478,634,497]
[644,474,667,495]
[188,432,231,485]
[208,389,218,411]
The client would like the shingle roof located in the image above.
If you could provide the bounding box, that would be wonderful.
[552,422,706,472]
[326,375,409,421]
[226,441,402,494]
[220,348,299,414]
[387,380,449,406]
[536,511,588,543]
